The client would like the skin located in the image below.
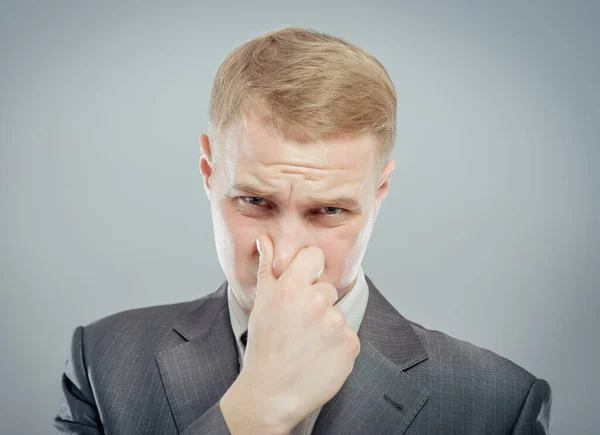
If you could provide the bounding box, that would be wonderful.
[199,115,395,316]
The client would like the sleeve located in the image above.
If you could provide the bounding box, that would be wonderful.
[180,401,231,435]
[510,378,552,435]
[53,326,104,434]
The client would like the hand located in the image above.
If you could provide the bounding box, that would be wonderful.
[238,234,361,432]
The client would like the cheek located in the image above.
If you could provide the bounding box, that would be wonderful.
[317,216,373,278]
[213,202,263,260]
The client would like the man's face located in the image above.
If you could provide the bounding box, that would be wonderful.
[199,117,395,315]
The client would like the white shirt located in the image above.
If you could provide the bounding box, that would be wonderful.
[226,265,370,435]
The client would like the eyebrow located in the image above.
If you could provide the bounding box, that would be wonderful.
[226,182,361,210]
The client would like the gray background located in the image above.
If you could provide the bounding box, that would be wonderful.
[1,1,598,434]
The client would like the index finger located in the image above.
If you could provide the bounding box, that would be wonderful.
[280,245,325,286]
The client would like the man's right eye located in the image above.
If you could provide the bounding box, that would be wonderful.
[239,196,265,207]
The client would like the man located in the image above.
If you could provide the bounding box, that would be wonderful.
[54,27,552,434]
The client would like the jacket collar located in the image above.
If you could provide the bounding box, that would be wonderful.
[157,276,430,434]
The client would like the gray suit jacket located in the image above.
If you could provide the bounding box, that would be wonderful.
[54,276,552,434]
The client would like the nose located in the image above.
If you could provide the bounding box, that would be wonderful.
[270,217,310,279]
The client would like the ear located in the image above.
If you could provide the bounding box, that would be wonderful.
[199,134,213,200]
[374,159,396,216]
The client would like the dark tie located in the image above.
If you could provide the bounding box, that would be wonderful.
[241,330,248,349]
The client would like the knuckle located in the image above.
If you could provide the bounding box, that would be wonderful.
[328,309,346,327]
[326,307,346,328]
[311,291,329,313]
[345,331,360,355]
[316,282,337,301]
[328,285,339,303]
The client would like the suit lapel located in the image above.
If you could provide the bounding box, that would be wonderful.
[312,276,430,435]
[156,282,239,433]
[157,276,430,435]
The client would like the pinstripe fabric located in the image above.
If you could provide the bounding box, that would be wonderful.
[226,265,370,435]
[54,275,552,434]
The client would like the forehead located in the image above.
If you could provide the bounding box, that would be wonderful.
[220,117,378,181]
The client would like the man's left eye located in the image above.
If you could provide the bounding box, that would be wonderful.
[322,207,343,215]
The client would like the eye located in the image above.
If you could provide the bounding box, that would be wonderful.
[240,196,265,207]
[321,207,344,216]
[238,196,346,216]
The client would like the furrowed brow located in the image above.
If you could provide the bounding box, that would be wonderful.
[227,183,361,210]
[227,183,278,201]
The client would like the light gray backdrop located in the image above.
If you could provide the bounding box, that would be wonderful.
[1,1,598,434]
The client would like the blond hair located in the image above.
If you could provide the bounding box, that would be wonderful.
[207,26,397,172]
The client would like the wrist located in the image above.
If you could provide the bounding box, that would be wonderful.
[220,374,292,435]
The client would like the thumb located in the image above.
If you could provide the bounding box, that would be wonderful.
[256,234,275,285]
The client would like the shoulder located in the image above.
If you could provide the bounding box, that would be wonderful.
[411,320,535,378]
[408,320,544,404]
[85,297,200,334]
[76,294,210,363]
